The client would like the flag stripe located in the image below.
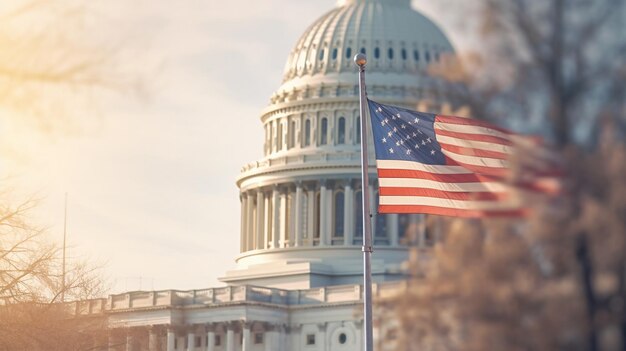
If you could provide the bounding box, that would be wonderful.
[377,169,500,183]
[435,115,514,135]
[379,187,508,201]
[435,129,513,146]
[378,177,509,192]
[378,205,527,218]
[441,149,510,168]
[438,142,509,159]
[436,135,514,154]
[434,121,511,141]
[376,160,470,174]
[379,195,521,210]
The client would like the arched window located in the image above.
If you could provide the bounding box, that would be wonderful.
[401,48,407,60]
[413,50,420,61]
[388,48,393,59]
[332,48,338,60]
[355,116,361,144]
[277,121,283,151]
[354,190,363,244]
[289,120,296,148]
[337,117,346,144]
[319,49,325,61]
[320,118,328,145]
[333,191,345,239]
[304,119,311,147]
[345,47,352,59]
[360,47,366,55]
[374,47,380,59]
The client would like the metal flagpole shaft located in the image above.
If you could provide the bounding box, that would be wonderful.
[354,53,374,351]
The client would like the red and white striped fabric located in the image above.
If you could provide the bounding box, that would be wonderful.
[369,100,560,218]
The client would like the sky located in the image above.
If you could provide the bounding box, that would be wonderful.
[0,0,471,294]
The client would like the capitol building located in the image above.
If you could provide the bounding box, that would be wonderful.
[75,0,456,350]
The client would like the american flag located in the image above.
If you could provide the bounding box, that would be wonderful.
[368,99,558,218]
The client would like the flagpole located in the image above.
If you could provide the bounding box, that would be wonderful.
[354,53,374,351]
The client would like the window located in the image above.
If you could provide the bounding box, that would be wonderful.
[425,51,431,62]
[337,117,345,144]
[360,47,366,55]
[339,333,347,344]
[306,334,316,345]
[332,48,338,60]
[289,120,296,148]
[345,47,352,59]
[254,333,264,344]
[195,336,202,347]
[277,121,283,150]
[401,48,407,60]
[304,119,311,146]
[354,190,363,240]
[320,118,328,145]
[334,191,345,238]
[388,48,393,59]
[374,47,380,59]
[319,49,325,60]
[413,49,420,61]
[215,335,221,346]
[355,116,361,144]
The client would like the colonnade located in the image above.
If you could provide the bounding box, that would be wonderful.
[239,179,429,253]
[108,321,283,351]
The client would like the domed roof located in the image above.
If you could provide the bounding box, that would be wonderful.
[274,0,454,99]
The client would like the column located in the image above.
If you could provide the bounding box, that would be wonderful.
[226,324,235,351]
[242,322,251,351]
[279,190,288,247]
[272,186,280,248]
[148,327,158,351]
[166,329,176,351]
[126,332,134,351]
[206,324,216,351]
[343,182,354,245]
[319,181,328,246]
[256,191,265,250]
[187,329,195,351]
[307,185,315,245]
[246,191,255,250]
[389,214,399,246]
[418,214,426,248]
[317,323,327,351]
[264,324,276,351]
[294,183,303,246]
[108,333,116,351]
[264,195,272,249]
[240,194,248,252]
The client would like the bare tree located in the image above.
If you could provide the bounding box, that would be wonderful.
[394,1,626,350]
[0,191,109,350]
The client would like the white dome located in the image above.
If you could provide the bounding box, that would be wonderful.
[227,0,455,289]
[274,0,454,103]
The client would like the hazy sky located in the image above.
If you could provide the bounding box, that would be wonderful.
[0,0,470,293]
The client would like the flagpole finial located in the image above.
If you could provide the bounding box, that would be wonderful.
[354,53,367,67]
